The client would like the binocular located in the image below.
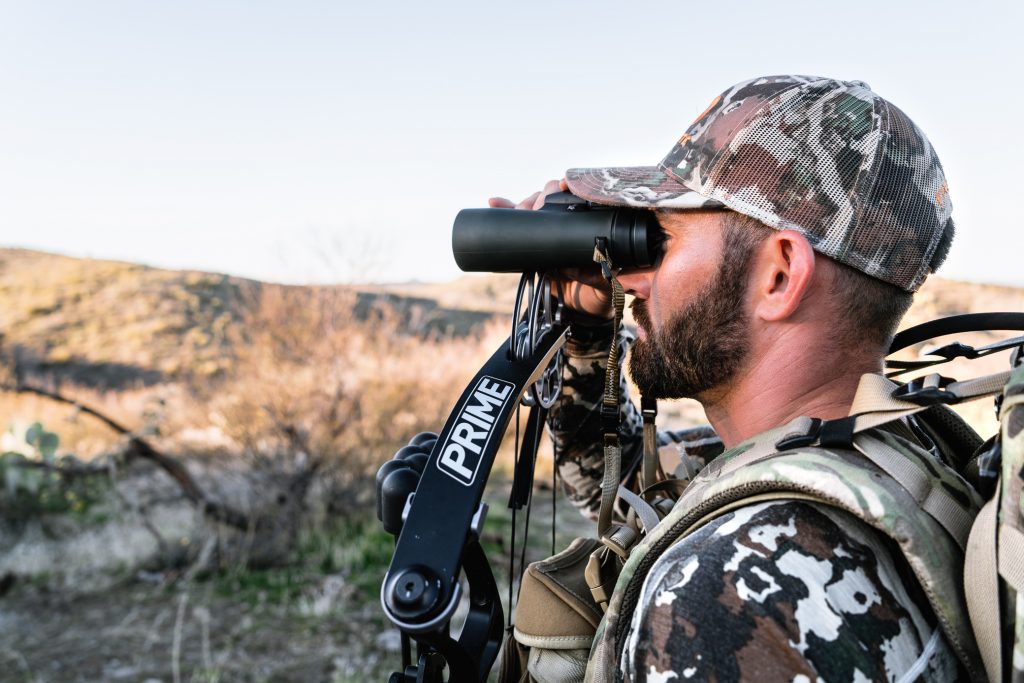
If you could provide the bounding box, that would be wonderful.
[452,192,662,272]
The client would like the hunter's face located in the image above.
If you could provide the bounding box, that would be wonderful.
[619,210,752,401]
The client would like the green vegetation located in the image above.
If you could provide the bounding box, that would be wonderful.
[0,420,112,517]
[212,562,310,605]
[204,519,395,608]
[315,518,394,595]
[0,247,1018,681]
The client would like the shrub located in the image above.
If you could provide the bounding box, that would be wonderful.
[0,420,113,518]
[186,285,505,520]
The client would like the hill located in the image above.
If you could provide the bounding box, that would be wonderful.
[1,247,1022,442]
[0,247,1021,682]
[0,248,496,390]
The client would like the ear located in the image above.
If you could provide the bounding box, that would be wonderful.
[751,230,816,322]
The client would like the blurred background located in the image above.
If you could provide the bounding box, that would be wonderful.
[1,1,1022,681]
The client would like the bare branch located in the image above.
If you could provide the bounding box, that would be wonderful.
[0,381,254,531]
[0,382,133,434]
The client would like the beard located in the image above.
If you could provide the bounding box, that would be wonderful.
[628,257,752,400]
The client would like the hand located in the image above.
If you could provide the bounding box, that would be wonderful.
[488,180,614,321]
[487,178,567,210]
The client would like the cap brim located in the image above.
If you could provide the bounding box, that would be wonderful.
[566,166,724,209]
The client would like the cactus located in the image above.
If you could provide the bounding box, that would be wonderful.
[0,420,110,517]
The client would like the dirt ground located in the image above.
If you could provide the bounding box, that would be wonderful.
[1,577,391,683]
[0,484,593,683]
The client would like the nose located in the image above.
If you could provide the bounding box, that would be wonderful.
[616,267,653,299]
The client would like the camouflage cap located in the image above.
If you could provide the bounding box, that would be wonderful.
[566,75,955,292]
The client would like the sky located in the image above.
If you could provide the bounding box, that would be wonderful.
[1,1,1022,286]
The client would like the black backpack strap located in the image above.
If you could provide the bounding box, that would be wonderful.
[888,312,1024,377]
[889,312,1024,353]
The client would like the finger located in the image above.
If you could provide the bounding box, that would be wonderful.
[515,191,542,210]
[533,179,563,210]
[561,281,613,319]
[559,178,569,192]
[561,266,612,290]
[488,197,515,208]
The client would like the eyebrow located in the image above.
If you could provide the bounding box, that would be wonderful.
[653,209,683,232]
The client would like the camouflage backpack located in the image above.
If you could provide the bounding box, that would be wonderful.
[968,360,1024,682]
[504,327,1024,683]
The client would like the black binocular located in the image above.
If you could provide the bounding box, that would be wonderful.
[451,192,662,272]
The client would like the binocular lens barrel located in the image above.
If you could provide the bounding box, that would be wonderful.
[452,205,662,273]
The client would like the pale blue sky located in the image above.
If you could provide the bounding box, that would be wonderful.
[1,1,1021,285]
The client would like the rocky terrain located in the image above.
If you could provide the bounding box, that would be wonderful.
[0,247,1021,682]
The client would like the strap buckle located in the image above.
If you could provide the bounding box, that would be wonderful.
[891,373,958,405]
[926,341,979,361]
[600,524,638,560]
[640,396,658,420]
[775,417,823,450]
[601,404,619,434]
[774,415,856,451]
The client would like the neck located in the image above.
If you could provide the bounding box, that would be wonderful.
[699,327,882,449]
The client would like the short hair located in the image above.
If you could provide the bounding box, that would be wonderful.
[719,211,913,352]
[828,258,913,350]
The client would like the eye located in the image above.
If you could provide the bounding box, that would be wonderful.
[654,228,669,252]
[647,223,669,263]
[652,212,673,245]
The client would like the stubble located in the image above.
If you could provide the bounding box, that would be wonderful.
[628,247,754,400]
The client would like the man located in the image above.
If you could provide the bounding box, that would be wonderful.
[491,75,974,681]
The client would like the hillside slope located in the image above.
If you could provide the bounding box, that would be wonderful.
[1,247,1022,437]
[0,248,496,389]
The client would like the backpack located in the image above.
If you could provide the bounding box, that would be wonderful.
[503,314,1024,683]
[967,358,1024,683]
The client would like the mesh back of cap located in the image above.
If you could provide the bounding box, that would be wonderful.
[662,76,952,291]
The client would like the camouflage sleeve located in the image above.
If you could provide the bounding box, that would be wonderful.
[547,321,643,521]
[621,500,965,683]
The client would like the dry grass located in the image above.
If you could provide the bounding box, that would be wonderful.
[377,273,522,313]
[185,284,509,486]
[2,246,1021,463]
[1,249,1021,681]
[0,249,239,383]
[2,247,1021,469]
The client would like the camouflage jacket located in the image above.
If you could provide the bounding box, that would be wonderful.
[547,322,966,682]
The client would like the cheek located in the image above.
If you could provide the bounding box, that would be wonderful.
[649,248,720,326]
